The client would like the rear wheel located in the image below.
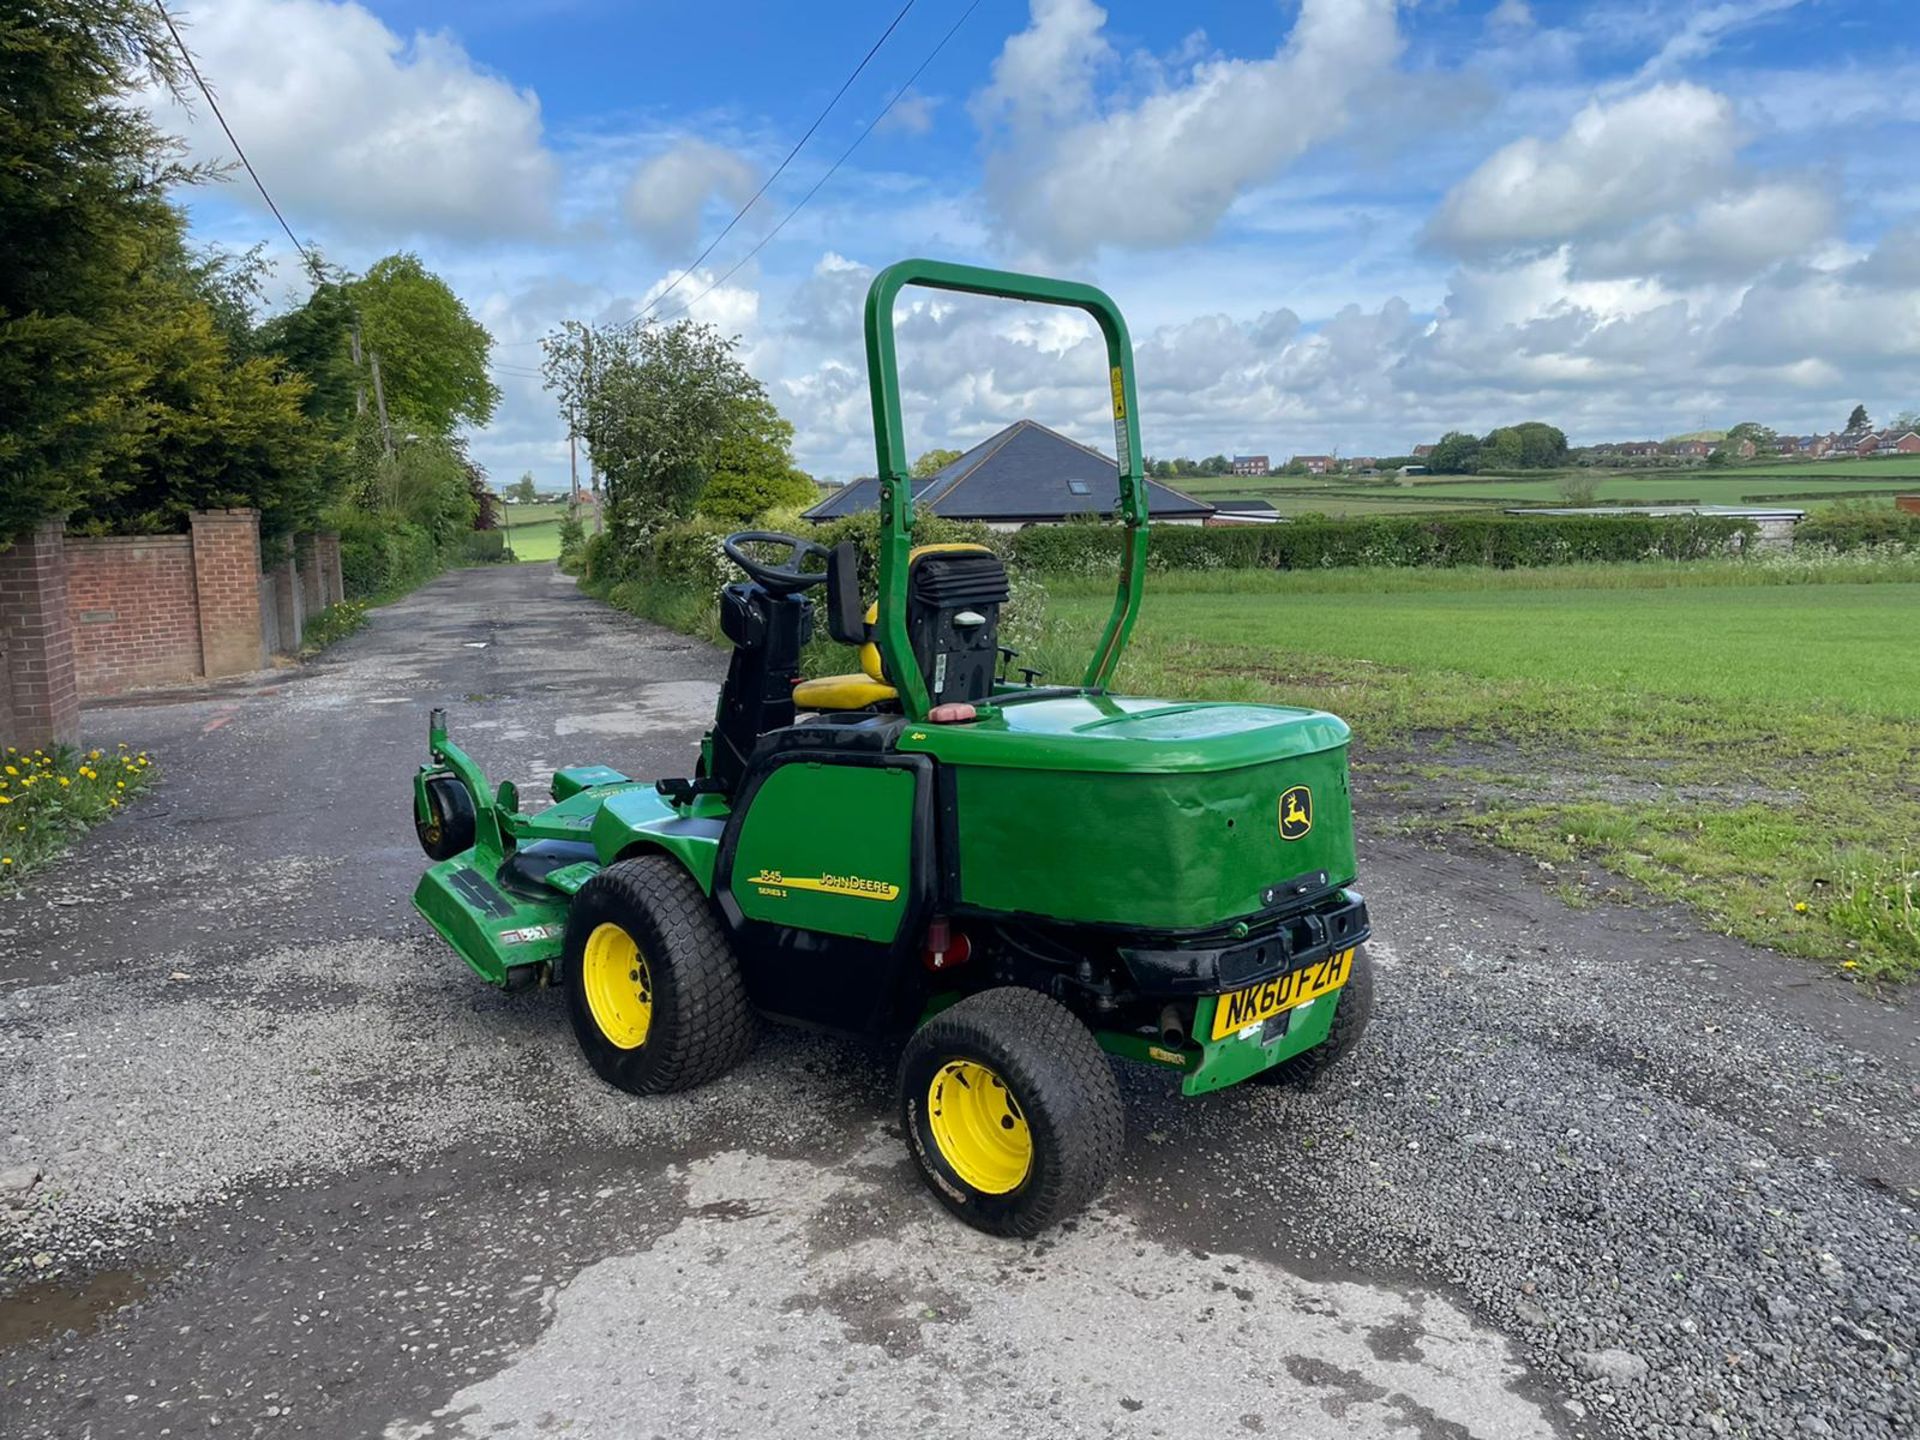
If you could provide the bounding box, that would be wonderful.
[899,987,1123,1238]
[1251,944,1375,1088]
[562,857,754,1094]
[415,775,475,861]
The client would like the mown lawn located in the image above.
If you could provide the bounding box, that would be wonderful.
[1037,557,1920,980]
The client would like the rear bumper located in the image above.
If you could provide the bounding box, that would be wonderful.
[1116,889,1369,998]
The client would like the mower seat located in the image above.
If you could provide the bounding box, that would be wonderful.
[793,604,897,710]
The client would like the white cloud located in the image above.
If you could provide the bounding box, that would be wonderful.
[1487,0,1535,35]
[1575,180,1834,280]
[150,0,557,241]
[974,0,1404,258]
[876,90,941,138]
[623,139,758,255]
[1428,83,1740,252]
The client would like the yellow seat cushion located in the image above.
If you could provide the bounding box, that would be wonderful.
[793,674,898,709]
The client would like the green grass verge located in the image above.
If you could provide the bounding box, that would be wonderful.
[1041,558,1920,981]
[0,744,158,890]
[501,518,564,562]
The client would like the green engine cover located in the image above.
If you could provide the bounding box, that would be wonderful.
[903,695,1355,930]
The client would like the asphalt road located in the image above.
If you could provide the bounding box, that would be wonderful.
[1,562,1914,1439]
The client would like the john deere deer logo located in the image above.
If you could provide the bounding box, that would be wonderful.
[1279,785,1313,841]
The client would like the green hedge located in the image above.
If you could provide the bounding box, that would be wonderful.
[335,514,440,598]
[1794,510,1920,551]
[1007,514,1759,574]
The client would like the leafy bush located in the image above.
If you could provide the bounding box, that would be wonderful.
[1008,514,1759,574]
[456,529,508,564]
[557,511,587,572]
[1794,508,1920,552]
[332,509,440,598]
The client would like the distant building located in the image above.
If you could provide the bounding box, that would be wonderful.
[1230,454,1270,476]
[803,419,1215,530]
[1666,440,1713,459]
[1411,444,1435,459]
[1292,455,1335,475]
[1344,456,1378,472]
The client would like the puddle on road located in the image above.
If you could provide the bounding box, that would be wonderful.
[0,1268,154,1352]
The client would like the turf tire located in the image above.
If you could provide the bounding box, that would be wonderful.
[1251,943,1375,1089]
[562,856,754,1095]
[416,775,476,861]
[899,987,1123,1238]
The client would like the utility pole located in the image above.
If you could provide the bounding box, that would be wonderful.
[350,317,367,416]
[369,350,395,457]
[582,327,602,534]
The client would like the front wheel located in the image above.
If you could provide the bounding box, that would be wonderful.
[898,987,1123,1238]
[561,857,755,1095]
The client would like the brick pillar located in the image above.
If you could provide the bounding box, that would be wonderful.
[317,532,345,605]
[267,533,302,653]
[0,520,81,749]
[189,509,265,678]
[293,532,324,616]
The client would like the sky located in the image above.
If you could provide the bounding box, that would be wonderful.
[150,0,1920,484]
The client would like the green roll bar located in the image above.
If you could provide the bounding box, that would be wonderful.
[862,259,1148,719]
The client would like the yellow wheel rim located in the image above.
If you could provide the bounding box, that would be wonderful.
[926,1060,1032,1195]
[581,922,652,1050]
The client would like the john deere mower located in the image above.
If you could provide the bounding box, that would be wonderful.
[411,260,1372,1236]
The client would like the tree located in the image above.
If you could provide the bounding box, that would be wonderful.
[353,253,499,437]
[1475,421,1567,472]
[1200,454,1231,475]
[911,448,962,478]
[0,0,204,540]
[583,320,762,533]
[1426,430,1482,474]
[509,472,538,503]
[74,282,324,539]
[1705,447,1733,467]
[700,395,817,524]
[1891,410,1919,434]
[1726,421,1778,455]
[1557,473,1600,505]
[1847,404,1870,432]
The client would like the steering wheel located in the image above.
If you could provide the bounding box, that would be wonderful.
[722,531,833,595]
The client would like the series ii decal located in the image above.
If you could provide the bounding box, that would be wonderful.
[750,869,901,902]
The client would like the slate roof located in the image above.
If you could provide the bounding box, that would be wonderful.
[804,420,1214,523]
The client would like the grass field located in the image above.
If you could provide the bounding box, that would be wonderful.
[1036,558,1920,980]
[497,501,570,562]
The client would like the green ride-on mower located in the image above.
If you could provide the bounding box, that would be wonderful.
[410,260,1373,1236]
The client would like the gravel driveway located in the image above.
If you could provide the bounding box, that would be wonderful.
[1,561,1913,1439]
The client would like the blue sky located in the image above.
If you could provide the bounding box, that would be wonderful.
[155,0,1920,483]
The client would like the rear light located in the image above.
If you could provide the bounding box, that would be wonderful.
[922,917,973,972]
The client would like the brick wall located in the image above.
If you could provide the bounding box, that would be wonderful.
[65,535,204,694]
[0,522,81,749]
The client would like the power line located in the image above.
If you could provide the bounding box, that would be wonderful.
[636,0,918,324]
[654,0,983,326]
[153,1,315,271]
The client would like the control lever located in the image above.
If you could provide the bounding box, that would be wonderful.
[996,645,1019,683]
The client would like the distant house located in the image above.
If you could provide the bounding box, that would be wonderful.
[1666,440,1713,459]
[1292,455,1335,475]
[1230,454,1270,476]
[1344,456,1378,472]
[1205,499,1282,527]
[803,420,1215,530]
[1411,444,1435,459]
[1612,441,1662,457]
[1877,429,1920,454]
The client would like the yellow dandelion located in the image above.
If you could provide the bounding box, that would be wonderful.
[116,781,125,790]
[88,749,101,760]
[0,797,11,806]
[1,858,11,866]
[1793,901,1808,914]
[57,777,69,788]
[4,766,15,777]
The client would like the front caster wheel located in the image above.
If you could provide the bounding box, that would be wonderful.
[415,775,475,861]
[561,857,755,1095]
[898,987,1123,1238]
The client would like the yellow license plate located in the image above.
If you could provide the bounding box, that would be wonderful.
[1210,948,1354,1040]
